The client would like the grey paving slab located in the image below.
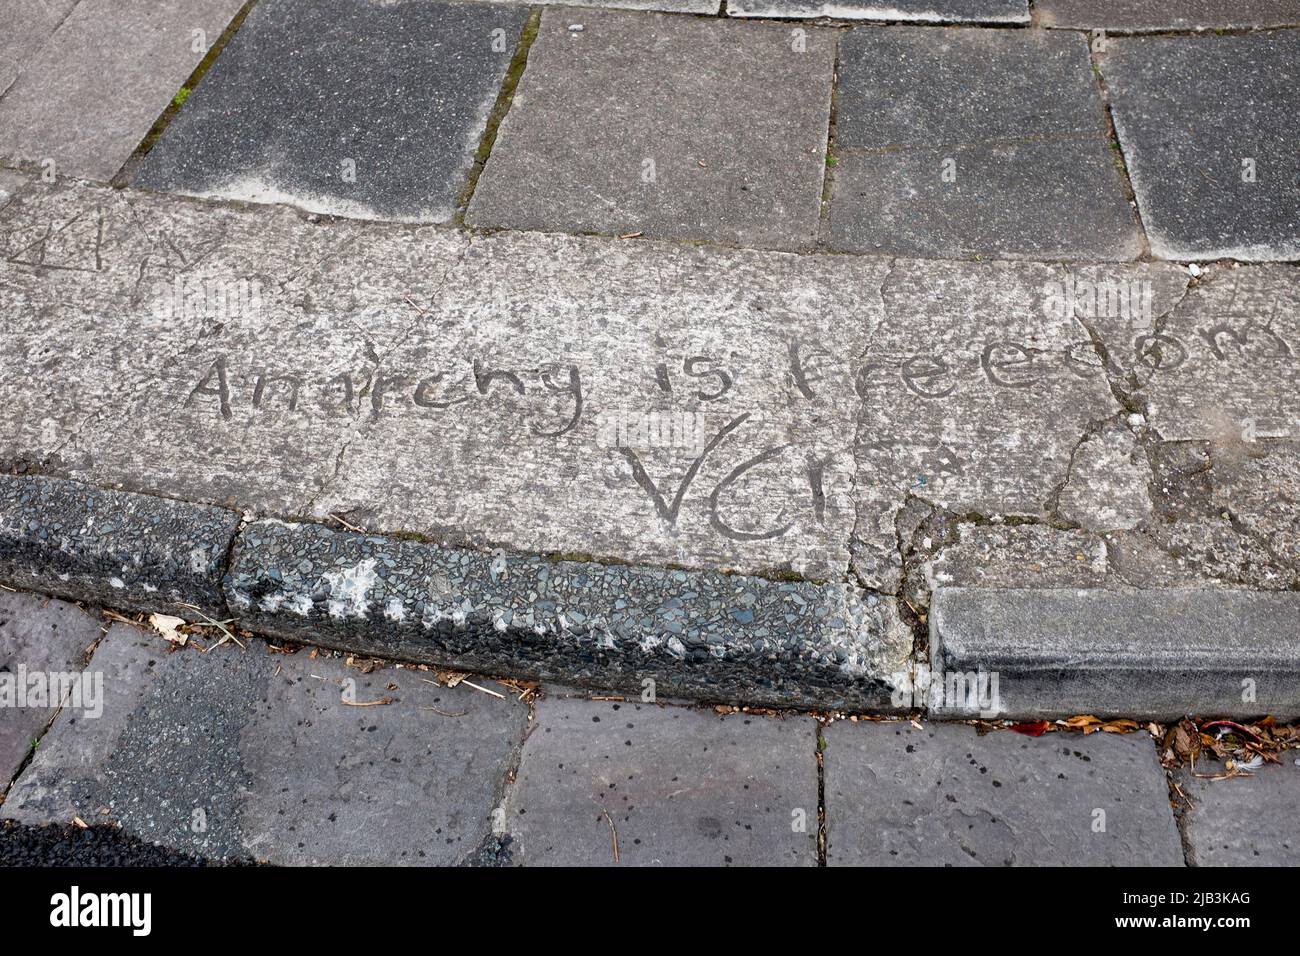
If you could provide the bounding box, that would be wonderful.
[728,0,1028,21]
[225,518,912,710]
[824,721,1184,866]
[849,259,1187,592]
[0,0,247,182]
[0,0,78,98]
[503,697,818,865]
[0,178,882,582]
[0,591,102,788]
[135,0,527,224]
[1102,31,1300,261]
[466,10,835,251]
[1040,1,1300,32]
[1177,757,1300,866]
[930,588,1300,719]
[3,623,529,865]
[830,27,1140,260]
[0,475,239,619]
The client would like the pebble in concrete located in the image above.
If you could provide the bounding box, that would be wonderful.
[466,10,835,251]
[824,721,1184,866]
[1177,758,1300,865]
[1102,31,1300,261]
[2,624,529,865]
[503,697,819,865]
[728,0,1028,21]
[930,588,1300,719]
[1040,0,1300,32]
[830,27,1140,260]
[0,0,247,182]
[0,592,102,788]
[135,0,528,223]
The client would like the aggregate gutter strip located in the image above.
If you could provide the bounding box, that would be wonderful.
[0,474,910,710]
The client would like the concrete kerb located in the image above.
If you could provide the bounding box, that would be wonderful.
[5,473,1300,718]
[0,473,911,710]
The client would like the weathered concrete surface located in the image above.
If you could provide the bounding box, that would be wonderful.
[503,697,818,865]
[0,0,247,182]
[850,259,1188,592]
[728,0,1028,20]
[830,27,1140,260]
[225,519,913,710]
[1040,1,1300,32]
[327,232,884,580]
[824,721,1183,865]
[3,624,528,865]
[467,10,835,251]
[0,0,78,98]
[0,177,883,581]
[0,475,238,619]
[1102,31,1300,261]
[135,0,527,224]
[0,591,102,788]
[0,175,469,517]
[931,588,1300,719]
[1177,758,1300,866]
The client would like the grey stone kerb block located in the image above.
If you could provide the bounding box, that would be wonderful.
[930,587,1300,720]
[225,518,913,710]
[0,474,239,618]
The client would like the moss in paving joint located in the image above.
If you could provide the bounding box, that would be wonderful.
[111,0,260,187]
[454,8,542,227]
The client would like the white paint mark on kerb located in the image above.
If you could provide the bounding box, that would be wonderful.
[384,597,406,623]
[323,558,378,619]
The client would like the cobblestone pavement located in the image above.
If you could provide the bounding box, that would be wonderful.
[1,0,1298,866]
[2,592,1295,866]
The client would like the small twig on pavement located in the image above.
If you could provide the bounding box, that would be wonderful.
[600,809,619,863]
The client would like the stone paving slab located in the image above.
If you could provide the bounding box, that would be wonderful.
[728,0,1028,21]
[2,623,529,865]
[502,697,818,865]
[0,591,102,788]
[1040,1,1300,32]
[1101,31,1300,262]
[466,10,835,251]
[0,0,247,182]
[225,517,912,710]
[1176,757,1300,865]
[824,720,1184,865]
[850,259,1187,592]
[830,26,1139,260]
[0,177,882,581]
[931,588,1300,719]
[0,475,239,619]
[0,0,78,98]
[135,0,528,224]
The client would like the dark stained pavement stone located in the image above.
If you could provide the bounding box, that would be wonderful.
[135,0,529,223]
[466,9,836,251]
[830,26,1140,260]
[1102,30,1300,261]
